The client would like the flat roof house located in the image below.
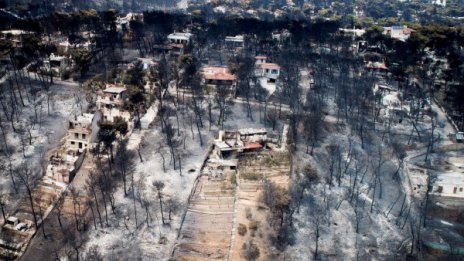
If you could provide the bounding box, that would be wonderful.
[213,128,268,159]
[0,29,33,47]
[43,53,71,77]
[97,84,131,124]
[431,172,464,198]
[167,32,192,55]
[225,35,245,49]
[97,84,127,109]
[168,32,192,44]
[383,25,415,42]
[67,113,95,153]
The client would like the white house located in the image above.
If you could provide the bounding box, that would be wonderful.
[167,32,192,55]
[101,107,132,123]
[97,85,132,124]
[201,66,237,95]
[255,56,281,83]
[383,25,415,42]
[67,113,95,152]
[225,35,244,49]
[43,53,71,77]
[431,172,464,198]
[0,29,32,47]
[97,85,127,110]
[167,32,192,45]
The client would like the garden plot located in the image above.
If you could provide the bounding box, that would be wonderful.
[230,151,290,261]
[0,176,67,259]
[172,173,236,261]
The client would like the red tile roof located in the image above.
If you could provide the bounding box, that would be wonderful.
[202,67,236,81]
[258,63,281,70]
[244,143,263,149]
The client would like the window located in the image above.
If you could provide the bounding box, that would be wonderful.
[437,186,443,193]
[74,133,78,139]
[71,141,75,145]
[82,134,86,140]
[271,69,278,74]
[460,188,463,192]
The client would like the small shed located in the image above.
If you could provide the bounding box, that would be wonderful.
[6,216,19,226]
[456,132,464,143]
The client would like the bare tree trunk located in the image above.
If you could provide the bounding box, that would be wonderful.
[132,174,138,228]
[38,202,47,238]
[314,223,320,259]
[26,188,38,229]
[89,203,97,230]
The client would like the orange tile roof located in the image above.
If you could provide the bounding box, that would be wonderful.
[202,67,236,81]
[170,43,184,49]
[244,143,263,149]
[258,63,281,70]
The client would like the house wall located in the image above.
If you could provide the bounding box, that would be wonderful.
[264,68,280,79]
[239,133,267,143]
[67,129,91,152]
[255,68,280,80]
[432,184,464,198]
[96,92,126,109]
[69,152,86,182]
[101,107,131,123]
[169,38,188,44]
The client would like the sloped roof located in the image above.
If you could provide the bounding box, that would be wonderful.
[244,143,263,149]
[104,84,126,94]
[258,63,281,70]
[202,67,236,81]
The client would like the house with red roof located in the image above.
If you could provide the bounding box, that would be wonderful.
[383,25,415,42]
[201,66,237,95]
[254,56,281,83]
